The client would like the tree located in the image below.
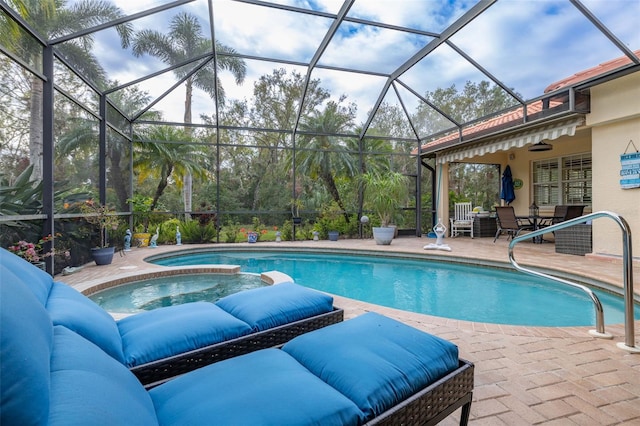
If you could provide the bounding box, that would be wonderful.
[1,0,133,181]
[132,12,246,215]
[247,68,330,211]
[295,99,357,222]
[413,81,519,136]
[56,85,161,210]
[133,126,210,227]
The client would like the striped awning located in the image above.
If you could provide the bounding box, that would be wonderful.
[436,117,585,164]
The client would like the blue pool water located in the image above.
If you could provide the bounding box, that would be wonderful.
[90,273,266,313]
[150,250,638,327]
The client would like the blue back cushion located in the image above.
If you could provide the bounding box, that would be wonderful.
[118,302,253,367]
[150,348,364,425]
[46,282,125,363]
[48,326,158,426]
[0,273,53,425]
[283,312,460,420]
[0,247,53,305]
[215,282,334,331]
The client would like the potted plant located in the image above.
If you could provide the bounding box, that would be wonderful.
[81,200,120,265]
[290,198,304,225]
[363,172,409,245]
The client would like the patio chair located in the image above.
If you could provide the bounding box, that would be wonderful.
[2,276,475,426]
[0,248,343,387]
[450,202,474,238]
[539,204,586,228]
[493,206,534,242]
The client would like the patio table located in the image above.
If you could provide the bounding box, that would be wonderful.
[517,215,562,243]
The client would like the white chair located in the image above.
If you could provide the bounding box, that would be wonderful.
[450,202,474,238]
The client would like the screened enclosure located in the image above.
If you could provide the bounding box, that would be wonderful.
[1,0,638,271]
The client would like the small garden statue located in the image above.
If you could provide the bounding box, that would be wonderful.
[423,218,451,252]
[124,229,132,251]
[313,231,319,241]
[275,231,282,242]
[176,226,182,245]
[149,227,159,248]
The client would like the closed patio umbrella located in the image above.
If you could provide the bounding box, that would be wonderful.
[501,165,516,204]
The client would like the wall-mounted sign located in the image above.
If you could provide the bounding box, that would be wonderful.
[620,140,640,190]
[513,178,523,190]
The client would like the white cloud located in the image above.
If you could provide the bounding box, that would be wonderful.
[71,0,639,129]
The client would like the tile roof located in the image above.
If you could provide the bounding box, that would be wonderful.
[418,49,640,155]
[544,49,640,93]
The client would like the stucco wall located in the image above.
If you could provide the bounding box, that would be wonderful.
[588,72,640,259]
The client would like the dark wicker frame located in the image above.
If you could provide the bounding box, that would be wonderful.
[367,359,474,426]
[133,308,344,388]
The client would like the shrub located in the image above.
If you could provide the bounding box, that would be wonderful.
[180,219,217,243]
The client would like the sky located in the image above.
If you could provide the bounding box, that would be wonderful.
[67,0,640,128]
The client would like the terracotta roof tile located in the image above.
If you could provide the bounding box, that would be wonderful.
[544,49,640,92]
[417,49,640,155]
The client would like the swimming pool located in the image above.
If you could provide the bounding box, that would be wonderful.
[148,249,638,327]
[89,273,267,313]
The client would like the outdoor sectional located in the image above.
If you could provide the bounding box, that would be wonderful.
[1,267,474,425]
[0,248,343,386]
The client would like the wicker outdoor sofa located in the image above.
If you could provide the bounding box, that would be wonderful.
[0,247,343,386]
[2,264,475,425]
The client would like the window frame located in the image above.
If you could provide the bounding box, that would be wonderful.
[531,152,592,208]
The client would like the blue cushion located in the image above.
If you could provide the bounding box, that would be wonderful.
[118,302,253,367]
[0,247,53,305]
[0,273,53,425]
[283,312,460,420]
[46,282,125,363]
[150,348,364,425]
[48,326,158,426]
[215,282,334,331]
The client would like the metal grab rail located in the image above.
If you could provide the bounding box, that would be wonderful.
[508,211,637,351]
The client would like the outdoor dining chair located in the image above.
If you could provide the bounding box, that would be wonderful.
[493,206,534,242]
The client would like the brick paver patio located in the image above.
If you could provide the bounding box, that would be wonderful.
[59,236,640,424]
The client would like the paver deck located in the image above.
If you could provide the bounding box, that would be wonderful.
[58,236,640,425]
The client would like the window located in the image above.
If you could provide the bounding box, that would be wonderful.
[532,153,591,207]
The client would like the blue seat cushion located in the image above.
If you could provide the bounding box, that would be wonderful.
[215,282,334,331]
[46,282,125,363]
[150,348,365,426]
[48,326,159,426]
[0,247,53,305]
[118,302,253,367]
[0,274,53,426]
[282,312,460,420]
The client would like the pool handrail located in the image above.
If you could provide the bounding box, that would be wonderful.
[508,211,637,352]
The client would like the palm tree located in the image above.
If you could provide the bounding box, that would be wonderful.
[1,0,133,181]
[57,85,161,210]
[132,12,246,214]
[133,126,210,228]
[296,101,357,222]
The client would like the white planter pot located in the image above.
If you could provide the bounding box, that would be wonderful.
[372,227,395,245]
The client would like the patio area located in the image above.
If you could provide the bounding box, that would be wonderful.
[59,235,640,425]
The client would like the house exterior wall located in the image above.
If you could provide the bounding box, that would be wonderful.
[588,72,640,259]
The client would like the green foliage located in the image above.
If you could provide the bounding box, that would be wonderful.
[180,219,217,243]
[281,220,293,241]
[159,218,182,244]
[313,201,357,238]
[128,194,153,232]
[363,172,409,227]
[222,220,241,243]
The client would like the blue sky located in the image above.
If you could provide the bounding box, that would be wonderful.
[85,0,639,127]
